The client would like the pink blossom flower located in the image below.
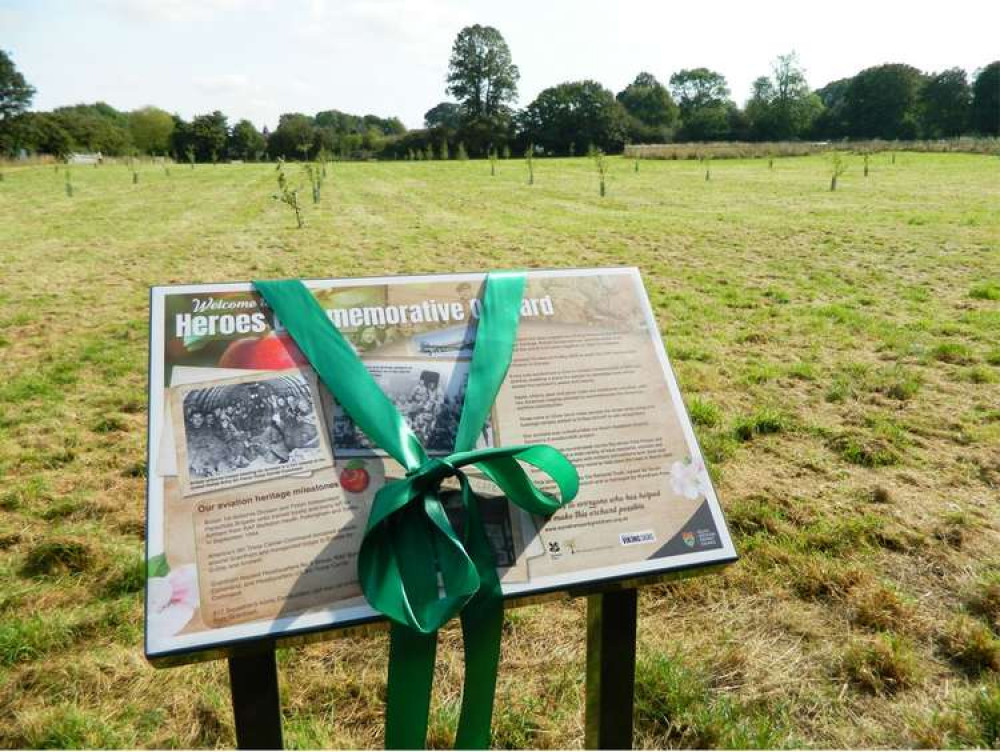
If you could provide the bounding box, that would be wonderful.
[148,564,199,641]
[670,457,709,501]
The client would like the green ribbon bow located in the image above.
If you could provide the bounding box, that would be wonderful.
[253,273,579,749]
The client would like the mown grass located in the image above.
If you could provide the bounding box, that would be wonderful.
[1,153,998,748]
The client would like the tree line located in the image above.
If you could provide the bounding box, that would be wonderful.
[1,28,997,162]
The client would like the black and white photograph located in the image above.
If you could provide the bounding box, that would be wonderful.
[328,359,492,456]
[173,370,332,494]
[440,490,519,569]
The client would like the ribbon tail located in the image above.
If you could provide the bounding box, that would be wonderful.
[454,490,504,749]
[386,624,438,750]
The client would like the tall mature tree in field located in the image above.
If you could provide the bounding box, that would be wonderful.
[446,25,519,119]
[229,119,266,160]
[616,72,678,143]
[843,64,925,139]
[918,68,970,138]
[445,25,519,154]
[0,50,35,155]
[745,53,822,140]
[129,107,175,154]
[970,61,999,136]
[669,68,733,141]
[0,49,34,122]
[519,80,627,155]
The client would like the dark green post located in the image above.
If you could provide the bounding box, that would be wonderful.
[585,588,638,749]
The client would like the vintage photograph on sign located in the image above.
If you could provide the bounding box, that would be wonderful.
[145,268,737,663]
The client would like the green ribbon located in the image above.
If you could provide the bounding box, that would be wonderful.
[253,273,579,749]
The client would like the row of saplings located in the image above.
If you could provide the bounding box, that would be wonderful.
[11,148,893,214]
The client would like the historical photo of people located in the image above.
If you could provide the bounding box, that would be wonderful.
[327,359,492,456]
[172,369,333,495]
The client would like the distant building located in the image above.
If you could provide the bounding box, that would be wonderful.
[68,152,103,165]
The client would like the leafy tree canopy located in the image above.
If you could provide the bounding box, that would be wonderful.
[446,25,519,120]
[424,101,463,131]
[970,61,999,136]
[617,72,678,128]
[919,68,970,138]
[0,49,35,122]
[844,63,925,139]
[519,80,626,156]
[129,106,174,154]
[745,53,822,140]
[228,119,266,160]
[669,68,730,115]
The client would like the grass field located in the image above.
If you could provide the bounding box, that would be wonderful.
[1,152,999,749]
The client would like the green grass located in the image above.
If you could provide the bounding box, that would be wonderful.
[1,153,999,748]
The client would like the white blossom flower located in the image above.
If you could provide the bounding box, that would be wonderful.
[148,564,199,641]
[670,458,708,501]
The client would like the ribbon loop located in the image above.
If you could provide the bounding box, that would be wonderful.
[253,274,580,749]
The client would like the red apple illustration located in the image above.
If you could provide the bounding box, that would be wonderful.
[340,459,370,494]
[219,332,308,370]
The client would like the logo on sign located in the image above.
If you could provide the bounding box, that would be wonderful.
[682,531,696,548]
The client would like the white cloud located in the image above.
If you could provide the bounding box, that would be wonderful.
[193,74,251,94]
[101,0,274,24]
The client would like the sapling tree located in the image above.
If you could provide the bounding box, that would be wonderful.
[525,144,535,185]
[863,152,870,177]
[489,148,497,176]
[699,153,713,180]
[829,152,847,191]
[768,157,774,169]
[591,147,608,196]
[634,155,640,173]
[64,168,73,198]
[304,163,322,204]
[273,166,304,228]
[186,146,195,168]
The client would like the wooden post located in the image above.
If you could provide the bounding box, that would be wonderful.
[585,589,638,750]
[228,647,284,750]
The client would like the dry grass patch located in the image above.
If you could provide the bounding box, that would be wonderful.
[839,633,920,695]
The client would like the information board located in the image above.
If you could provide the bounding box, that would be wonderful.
[146,267,736,664]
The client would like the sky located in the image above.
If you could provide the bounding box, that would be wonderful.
[3,0,999,131]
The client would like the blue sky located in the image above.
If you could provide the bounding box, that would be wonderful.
[3,0,998,130]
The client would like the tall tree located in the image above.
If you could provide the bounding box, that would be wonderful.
[745,53,822,140]
[446,25,519,119]
[669,68,733,141]
[970,61,999,136]
[518,80,627,155]
[843,64,925,139]
[189,111,229,162]
[918,68,970,138]
[0,49,34,123]
[616,72,678,142]
[228,119,266,160]
[267,113,315,160]
[129,107,175,154]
